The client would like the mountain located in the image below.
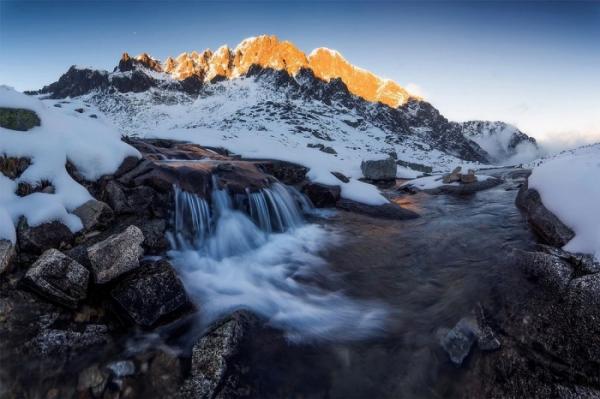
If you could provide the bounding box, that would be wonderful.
[31,35,538,170]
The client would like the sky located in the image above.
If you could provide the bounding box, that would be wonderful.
[1,0,599,149]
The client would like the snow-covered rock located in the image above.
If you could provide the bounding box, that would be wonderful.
[0,86,140,243]
[527,143,600,260]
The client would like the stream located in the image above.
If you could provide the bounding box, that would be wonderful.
[163,168,538,398]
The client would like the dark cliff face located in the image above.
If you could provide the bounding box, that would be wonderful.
[33,62,496,163]
[35,67,110,99]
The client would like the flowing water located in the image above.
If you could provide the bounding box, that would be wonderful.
[165,169,538,398]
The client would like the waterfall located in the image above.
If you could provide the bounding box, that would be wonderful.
[167,177,386,342]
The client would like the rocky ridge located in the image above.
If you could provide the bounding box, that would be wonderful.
[31,35,537,167]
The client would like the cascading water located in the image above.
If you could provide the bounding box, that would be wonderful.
[166,178,386,342]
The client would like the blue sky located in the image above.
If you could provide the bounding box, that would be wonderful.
[1,0,599,147]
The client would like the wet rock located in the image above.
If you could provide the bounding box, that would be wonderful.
[74,108,84,113]
[0,107,41,131]
[537,244,600,275]
[302,182,341,207]
[0,239,16,275]
[28,324,109,358]
[178,310,259,399]
[425,177,502,195]
[87,225,144,284]
[256,160,308,185]
[17,218,73,255]
[106,360,135,378]
[460,169,477,184]
[567,274,600,320]
[360,157,396,180]
[516,183,575,247]
[138,219,168,253]
[442,166,462,184]
[336,198,419,220]
[73,199,114,231]
[23,249,89,309]
[331,171,350,183]
[440,318,478,365]
[512,249,573,292]
[110,259,189,327]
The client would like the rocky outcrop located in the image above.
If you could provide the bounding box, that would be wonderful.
[516,182,575,247]
[22,249,89,309]
[178,310,260,399]
[0,108,41,131]
[86,225,144,284]
[35,66,110,99]
[110,259,190,327]
[360,157,396,181]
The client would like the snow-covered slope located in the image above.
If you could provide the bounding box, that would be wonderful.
[528,143,600,260]
[0,86,139,242]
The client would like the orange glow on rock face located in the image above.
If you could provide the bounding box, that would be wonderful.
[146,35,419,107]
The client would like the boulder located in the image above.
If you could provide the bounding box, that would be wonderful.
[87,225,144,284]
[148,350,183,398]
[301,182,341,207]
[178,310,259,399]
[255,160,308,185]
[0,239,16,275]
[511,249,573,292]
[23,249,89,309]
[114,155,141,177]
[73,199,114,231]
[336,199,419,220]
[440,318,478,365]
[360,157,397,180]
[516,183,575,247]
[17,218,74,254]
[110,259,189,327]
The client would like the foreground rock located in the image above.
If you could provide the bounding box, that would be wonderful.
[23,249,89,309]
[440,311,500,365]
[361,157,396,181]
[516,182,575,247]
[178,310,260,399]
[336,198,419,220]
[17,219,73,255]
[87,225,144,284]
[110,259,190,327]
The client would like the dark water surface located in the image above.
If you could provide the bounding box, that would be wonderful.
[243,170,538,398]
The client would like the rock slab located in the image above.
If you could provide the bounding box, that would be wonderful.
[23,249,89,309]
[87,225,144,284]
